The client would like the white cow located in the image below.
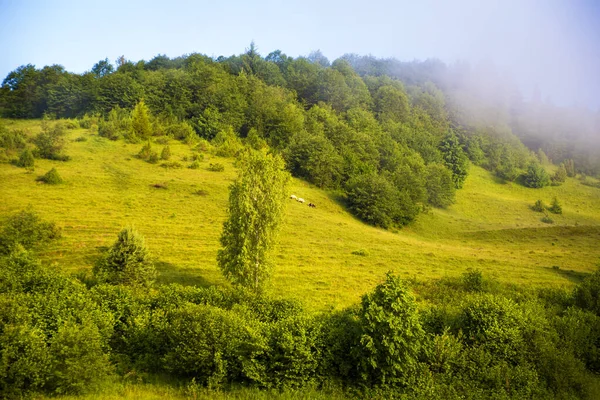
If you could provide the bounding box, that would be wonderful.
[297,198,305,203]
[290,195,298,200]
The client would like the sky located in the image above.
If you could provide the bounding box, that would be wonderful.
[1,0,599,108]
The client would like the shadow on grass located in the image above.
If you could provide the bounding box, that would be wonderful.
[544,266,589,284]
[155,260,213,287]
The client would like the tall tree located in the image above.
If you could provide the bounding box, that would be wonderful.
[439,131,469,188]
[217,148,290,292]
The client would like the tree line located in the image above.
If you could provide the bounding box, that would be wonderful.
[0,46,580,228]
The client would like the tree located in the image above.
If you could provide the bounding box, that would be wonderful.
[523,162,550,188]
[130,100,152,139]
[93,227,156,286]
[358,272,424,386]
[424,163,455,208]
[552,163,567,185]
[217,148,290,292]
[439,131,469,189]
[91,58,114,78]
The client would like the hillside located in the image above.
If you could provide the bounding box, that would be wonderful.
[2,119,599,310]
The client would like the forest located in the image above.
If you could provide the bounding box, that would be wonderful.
[1,45,600,399]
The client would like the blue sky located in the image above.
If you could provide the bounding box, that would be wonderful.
[1,0,599,108]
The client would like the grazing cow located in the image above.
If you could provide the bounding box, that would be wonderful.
[290,195,297,200]
[297,198,305,203]
[308,203,316,208]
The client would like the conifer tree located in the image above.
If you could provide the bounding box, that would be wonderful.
[131,100,151,139]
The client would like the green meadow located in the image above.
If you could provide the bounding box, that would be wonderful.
[2,119,599,311]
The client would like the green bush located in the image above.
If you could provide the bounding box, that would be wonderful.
[0,210,60,254]
[34,122,68,160]
[160,161,182,169]
[16,148,34,170]
[162,303,267,387]
[548,197,562,214]
[160,145,171,160]
[93,227,156,287]
[0,127,27,151]
[462,269,484,292]
[137,142,152,160]
[358,272,424,386]
[523,162,550,188]
[541,214,554,224]
[574,269,600,316]
[47,321,112,394]
[189,160,201,169]
[148,152,159,164]
[166,121,196,141]
[208,162,225,172]
[531,199,545,212]
[0,324,51,397]
[37,167,63,184]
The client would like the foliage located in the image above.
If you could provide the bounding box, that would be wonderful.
[345,173,418,228]
[208,162,225,172]
[531,199,545,212]
[439,131,469,189]
[574,268,600,316]
[37,167,63,184]
[551,163,567,185]
[16,148,34,169]
[358,272,424,386]
[33,121,68,160]
[541,214,554,224]
[548,197,562,214]
[130,100,152,140]
[160,145,171,160]
[217,149,290,293]
[93,227,156,287]
[137,141,152,160]
[0,209,60,254]
[523,162,550,188]
[424,163,455,208]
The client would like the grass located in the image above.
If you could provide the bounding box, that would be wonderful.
[2,119,600,311]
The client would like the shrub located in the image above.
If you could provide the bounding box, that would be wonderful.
[351,249,369,256]
[462,269,484,292]
[16,148,34,170]
[162,304,267,386]
[160,145,171,160]
[97,119,120,140]
[151,182,168,189]
[358,272,424,386]
[137,142,152,160]
[458,294,525,363]
[189,160,201,169]
[208,162,225,172]
[63,119,80,130]
[160,161,183,169]
[73,136,87,142]
[523,162,550,188]
[0,324,51,397]
[548,197,562,214]
[541,214,554,224]
[213,127,243,157]
[166,121,195,141]
[37,167,64,184]
[47,321,112,394]
[0,210,60,254]
[33,122,68,160]
[148,152,159,164]
[0,126,27,150]
[93,227,156,287]
[574,269,600,316]
[531,199,545,212]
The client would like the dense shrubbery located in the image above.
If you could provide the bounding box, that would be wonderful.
[1,210,600,398]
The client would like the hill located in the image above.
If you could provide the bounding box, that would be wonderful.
[2,119,599,310]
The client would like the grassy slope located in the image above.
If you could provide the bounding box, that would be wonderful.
[2,119,600,311]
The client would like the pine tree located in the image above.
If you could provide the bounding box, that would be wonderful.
[160,145,171,160]
[551,163,567,185]
[131,100,152,139]
[217,148,290,292]
[93,227,156,286]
